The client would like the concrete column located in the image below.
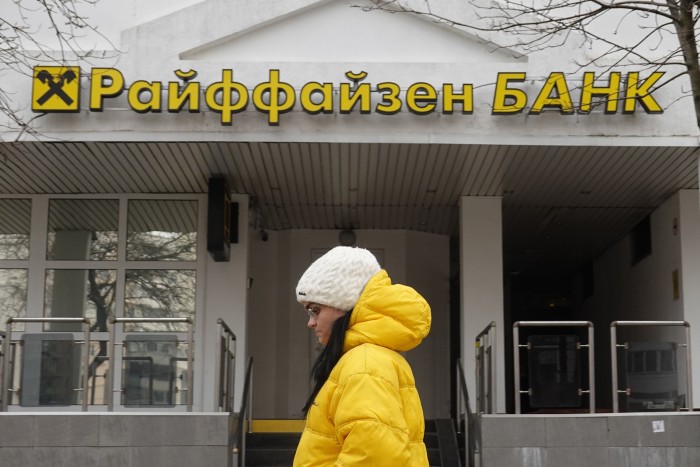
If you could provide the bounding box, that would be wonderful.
[460,196,505,413]
[680,189,700,407]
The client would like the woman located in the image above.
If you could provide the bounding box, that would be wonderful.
[293,246,431,466]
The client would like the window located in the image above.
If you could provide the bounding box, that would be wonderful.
[0,195,203,332]
[47,199,119,261]
[0,199,31,260]
[127,199,198,261]
[44,269,117,332]
[125,269,196,332]
[0,195,203,408]
[0,199,31,330]
[0,269,27,331]
[630,215,652,265]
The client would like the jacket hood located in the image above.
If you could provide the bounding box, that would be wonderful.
[343,270,431,353]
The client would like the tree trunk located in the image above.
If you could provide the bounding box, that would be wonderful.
[669,0,700,130]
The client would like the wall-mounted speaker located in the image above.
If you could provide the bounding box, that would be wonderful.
[207,177,237,262]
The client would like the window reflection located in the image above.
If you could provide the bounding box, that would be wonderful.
[47,199,119,261]
[44,269,116,332]
[127,200,197,261]
[125,269,196,331]
[0,199,31,260]
[0,269,27,331]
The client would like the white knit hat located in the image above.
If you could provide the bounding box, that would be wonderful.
[296,246,381,311]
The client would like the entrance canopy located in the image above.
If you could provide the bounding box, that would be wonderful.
[0,141,696,277]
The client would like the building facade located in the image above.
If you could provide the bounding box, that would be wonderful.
[1,0,700,423]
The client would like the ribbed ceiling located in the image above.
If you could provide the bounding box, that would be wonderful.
[0,141,697,276]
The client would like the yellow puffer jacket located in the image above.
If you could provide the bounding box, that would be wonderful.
[293,269,432,467]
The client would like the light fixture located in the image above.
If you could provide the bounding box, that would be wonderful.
[339,229,356,246]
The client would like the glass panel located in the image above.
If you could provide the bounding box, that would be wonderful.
[127,200,198,261]
[0,269,27,332]
[0,199,31,260]
[122,335,183,406]
[20,333,79,407]
[44,269,117,332]
[527,334,581,408]
[47,199,119,261]
[625,341,680,411]
[87,340,109,405]
[124,269,195,331]
[15,334,102,407]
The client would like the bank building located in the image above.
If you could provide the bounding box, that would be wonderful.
[1,0,700,466]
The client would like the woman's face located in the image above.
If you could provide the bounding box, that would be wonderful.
[304,302,346,345]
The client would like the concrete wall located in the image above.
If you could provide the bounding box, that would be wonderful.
[679,189,700,409]
[4,0,698,143]
[479,413,700,467]
[573,190,699,408]
[0,413,228,467]
[247,228,450,419]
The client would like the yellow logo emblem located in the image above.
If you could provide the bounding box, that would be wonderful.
[32,66,80,112]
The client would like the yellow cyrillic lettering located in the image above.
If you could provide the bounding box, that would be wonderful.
[442,84,473,114]
[492,72,527,114]
[406,82,437,114]
[300,82,333,114]
[204,69,249,125]
[253,69,296,125]
[340,71,371,114]
[530,72,573,114]
[580,72,621,113]
[168,70,200,113]
[624,72,664,113]
[89,68,124,111]
[127,80,162,113]
[375,82,402,115]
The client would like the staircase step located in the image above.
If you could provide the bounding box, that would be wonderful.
[251,419,305,432]
[427,447,441,466]
[245,419,457,467]
[424,431,439,448]
[246,448,296,466]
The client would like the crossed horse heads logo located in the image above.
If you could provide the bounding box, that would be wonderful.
[32,66,81,112]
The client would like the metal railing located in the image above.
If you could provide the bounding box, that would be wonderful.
[215,318,237,412]
[475,321,497,414]
[513,321,595,414]
[107,317,194,411]
[456,358,476,467]
[611,320,693,413]
[1,317,92,412]
[0,331,4,410]
[230,356,254,467]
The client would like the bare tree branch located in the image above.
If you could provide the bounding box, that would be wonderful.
[1,0,118,141]
[363,0,700,127]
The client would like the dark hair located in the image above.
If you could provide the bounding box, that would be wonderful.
[302,310,353,415]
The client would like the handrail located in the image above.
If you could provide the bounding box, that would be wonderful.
[513,321,595,414]
[0,330,4,410]
[107,317,194,411]
[474,321,497,414]
[2,317,92,412]
[610,320,692,412]
[230,356,254,467]
[215,318,237,412]
[456,358,475,467]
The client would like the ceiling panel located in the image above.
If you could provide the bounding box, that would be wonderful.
[0,141,697,276]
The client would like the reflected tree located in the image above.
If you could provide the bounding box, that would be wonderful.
[0,269,28,330]
[83,231,197,383]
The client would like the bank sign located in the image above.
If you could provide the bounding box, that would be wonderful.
[32,66,665,125]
